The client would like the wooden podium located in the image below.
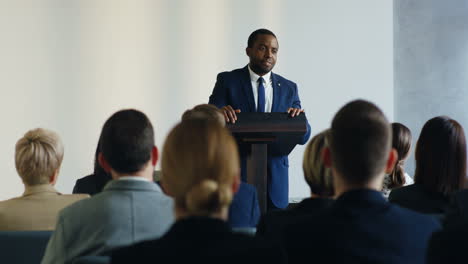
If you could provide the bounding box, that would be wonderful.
[227,112,308,213]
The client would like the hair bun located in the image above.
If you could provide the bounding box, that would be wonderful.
[185,179,232,215]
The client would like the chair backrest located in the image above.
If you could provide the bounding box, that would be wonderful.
[0,231,52,264]
[73,256,111,264]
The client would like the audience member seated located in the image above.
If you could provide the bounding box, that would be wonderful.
[110,119,287,264]
[72,137,112,196]
[389,116,466,217]
[256,129,334,241]
[41,109,174,264]
[282,100,441,264]
[381,122,413,198]
[0,128,88,231]
[182,104,260,228]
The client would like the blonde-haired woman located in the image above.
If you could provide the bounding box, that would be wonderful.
[111,119,286,264]
[257,129,334,241]
[0,128,88,230]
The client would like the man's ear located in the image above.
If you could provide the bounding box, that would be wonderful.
[232,174,241,195]
[151,146,159,166]
[322,147,332,168]
[98,153,112,173]
[385,148,398,174]
[246,47,251,57]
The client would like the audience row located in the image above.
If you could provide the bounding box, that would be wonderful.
[0,100,467,263]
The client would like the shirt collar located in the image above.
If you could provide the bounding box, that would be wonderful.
[248,64,271,83]
[118,176,150,182]
[23,184,60,196]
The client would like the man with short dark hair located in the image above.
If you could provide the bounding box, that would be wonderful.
[41,109,174,264]
[282,100,440,264]
[209,28,311,210]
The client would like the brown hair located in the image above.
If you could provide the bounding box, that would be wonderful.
[181,104,224,126]
[161,119,239,216]
[99,109,154,174]
[329,100,391,185]
[15,128,64,185]
[303,129,334,197]
[414,116,466,196]
[388,123,412,188]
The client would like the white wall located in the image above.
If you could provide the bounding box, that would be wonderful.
[0,0,393,200]
[394,0,468,177]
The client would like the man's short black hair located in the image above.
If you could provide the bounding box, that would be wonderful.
[99,109,154,174]
[247,28,277,48]
[330,100,391,185]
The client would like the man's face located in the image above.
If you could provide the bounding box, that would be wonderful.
[246,34,278,75]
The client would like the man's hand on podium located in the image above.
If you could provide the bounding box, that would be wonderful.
[221,105,241,123]
[287,108,304,117]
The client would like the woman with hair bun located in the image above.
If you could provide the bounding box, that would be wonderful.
[111,119,287,264]
[381,123,413,198]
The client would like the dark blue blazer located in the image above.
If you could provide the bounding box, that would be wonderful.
[256,197,333,242]
[209,66,311,208]
[282,190,441,264]
[110,217,287,264]
[228,182,260,228]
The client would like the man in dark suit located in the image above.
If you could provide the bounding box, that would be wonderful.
[282,100,441,264]
[209,29,311,209]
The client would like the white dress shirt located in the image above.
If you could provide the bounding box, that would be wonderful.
[248,65,273,112]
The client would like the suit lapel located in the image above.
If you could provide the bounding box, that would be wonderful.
[271,72,282,112]
[240,66,256,112]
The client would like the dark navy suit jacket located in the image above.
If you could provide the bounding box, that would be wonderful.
[111,217,287,264]
[228,182,260,228]
[283,190,441,264]
[209,66,311,208]
[256,197,333,242]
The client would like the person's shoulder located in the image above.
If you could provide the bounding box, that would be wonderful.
[216,67,247,80]
[389,183,418,198]
[75,174,96,184]
[59,194,94,217]
[272,72,296,86]
[58,193,90,204]
[388,202,441,229]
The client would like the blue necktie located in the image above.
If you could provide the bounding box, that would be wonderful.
[257,77,265,112]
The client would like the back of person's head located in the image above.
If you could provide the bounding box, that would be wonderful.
[15,128,64,186]
[303,129,334,197]
[161,119,239,216]
[389,122,412,188]
[414,116,466,196]
[329,99,391,185]
[99,109,154,174]
[181,104,225,126]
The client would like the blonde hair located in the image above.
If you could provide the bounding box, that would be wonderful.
[181,104,225,126]
[303,129,334,197]
[15,128,64,185]
[162,119,239,216]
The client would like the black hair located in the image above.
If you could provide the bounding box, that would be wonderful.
[247,28,277,48]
